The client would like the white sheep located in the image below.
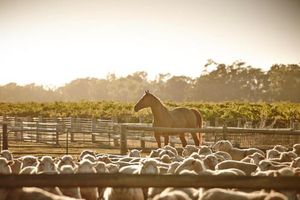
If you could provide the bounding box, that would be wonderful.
[253,169,277,177]
[36,156,58,174]
[97,155,112,164]
[159,154,172,164]
[148,187,166,200]
[0,157,13,174]
[212,140,264,160]
[213,151,232,161]
[19,155,38,169]
[35,156,62,196]
[174,158,205,174]
[198,145,212,156]
[163,145,178,156]
[213,168,246,176]
[292,143,300,156]
[167,162,181,174]
[203,154,219,170]
[81,154,97,163]
[290,157,300,168]
[264,191,288,200]
[182,145,199,157]
[159,149,176,158]
[119,164,140,174]
[19,166,36,174]
[273,145,288,152]
[266,149,281,159]
[59,165,82,199]
[159,187,199,200]
[138,159,160,175]
[10,158,22,174]
[270,151,297,162]
[79,149,96,160]
[103,187,144,200]
[138,158,161,199]
[106,163,119,173]
[94,161,110,199]
[241,152,265,165]
[215,160,257,175]
[0,151,21,174]
[158,166,169,174]
[189,152,204,160]
[76,159,99,200]
[273,167,298,200]
[95,161,109,173]
[199,188,283,200]
[0,150,13,161]
[258,160,289,171]
[128,149,142,157]
[152,189,192,200]
[149,149,162,158]
[103,159,145,200]
[3,187,82,200]
[57,155,77,169]
[275,167,295,176]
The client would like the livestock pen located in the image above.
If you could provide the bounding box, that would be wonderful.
[0,116,300,156]
[1,120,300,199]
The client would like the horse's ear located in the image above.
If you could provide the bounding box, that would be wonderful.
[145,90,149,94]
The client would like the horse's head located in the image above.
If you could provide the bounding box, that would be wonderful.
[134,90,154,112]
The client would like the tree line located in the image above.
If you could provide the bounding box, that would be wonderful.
[1,62,299,102]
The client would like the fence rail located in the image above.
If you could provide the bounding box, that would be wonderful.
[125,125,300,135]
[119,124,300,154]
[1,117,300,154]
[0,174,300,190]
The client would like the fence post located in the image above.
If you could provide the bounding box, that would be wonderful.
[120,124,128,155]
[295,120,300,130]
[237,118,242,128]
[140,132,145,149]
[92,118,96,143]
[70,117,75,142]
[20,120,24,141]
[55,120,61,145]
[138,117,146,149]
[215,118,219,127]
[66,129,69,155]
[222,123,227,140]
[170,136,175,147]
[36,121,40,143]
[2,123,8,150]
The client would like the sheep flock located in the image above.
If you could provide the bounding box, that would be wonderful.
[0,140,300,200]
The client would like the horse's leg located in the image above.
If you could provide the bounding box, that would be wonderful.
[179,133,187,147]
[164,134,169,146]
[191,133,200,146]
[154,132,161,148]
[199,133,203,145]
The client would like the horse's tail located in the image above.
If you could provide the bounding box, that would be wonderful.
[191,109,203,145]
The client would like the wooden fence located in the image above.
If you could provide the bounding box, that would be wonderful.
[0,174,300,190]
[119,124,300,154]
[1,116,300,154]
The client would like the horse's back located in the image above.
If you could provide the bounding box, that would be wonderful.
[170,107,198,128]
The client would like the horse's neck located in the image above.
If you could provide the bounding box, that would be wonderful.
[150,99,172,124]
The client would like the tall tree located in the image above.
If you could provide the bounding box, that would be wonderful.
[268,64,300,102]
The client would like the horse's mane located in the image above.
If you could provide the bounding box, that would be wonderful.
[148,92,165,107]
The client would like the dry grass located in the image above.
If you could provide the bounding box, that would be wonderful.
[4,131,299,158]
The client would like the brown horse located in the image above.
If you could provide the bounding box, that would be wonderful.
[134,90,203,147]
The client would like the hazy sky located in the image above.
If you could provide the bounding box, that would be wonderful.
[0,0,299,87]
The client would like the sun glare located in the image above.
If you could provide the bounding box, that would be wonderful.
[0,0,299,87]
